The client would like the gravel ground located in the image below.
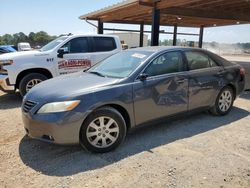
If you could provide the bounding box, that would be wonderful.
[0,91,250,188]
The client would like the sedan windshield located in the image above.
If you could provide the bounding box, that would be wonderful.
[88,51,153,78]
[40,36,68,52]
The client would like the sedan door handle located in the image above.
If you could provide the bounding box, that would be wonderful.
[177,79,187,84]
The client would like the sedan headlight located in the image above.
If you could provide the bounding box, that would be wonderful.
[37,100,80,114]
[0,60,13,66]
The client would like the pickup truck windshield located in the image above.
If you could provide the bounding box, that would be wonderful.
[40,36,68,52]
[88,51,153,78]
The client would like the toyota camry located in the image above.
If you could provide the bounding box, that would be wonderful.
[22,47,245,153]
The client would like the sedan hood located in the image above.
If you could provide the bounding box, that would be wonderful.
[25,72,120,102]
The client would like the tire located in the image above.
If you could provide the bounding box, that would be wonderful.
[80,107,127,153]
[209,86,234,116]
[19,73,48,97]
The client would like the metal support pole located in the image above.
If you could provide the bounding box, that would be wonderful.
[139,22,144,47]
[151,6,160,46]
[173,24,178,46]
[199,25,204,48]
[98,20,104,34]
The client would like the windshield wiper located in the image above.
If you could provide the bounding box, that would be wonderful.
[88,71,106,77]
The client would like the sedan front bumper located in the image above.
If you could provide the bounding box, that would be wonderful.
[22,111,85,145]
[0,74,15,92]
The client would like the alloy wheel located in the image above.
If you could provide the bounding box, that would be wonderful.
[218,90,232,112]
[86,116,119,148]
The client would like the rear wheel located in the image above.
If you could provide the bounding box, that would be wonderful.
[19,73,48,97]
[210,86,234,116]
[80,107,126,153]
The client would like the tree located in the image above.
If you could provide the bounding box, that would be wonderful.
[1,34,14,45]
[33,31,51,46]
[28,32,36,46]
[0,31,58,47]
[12,32,28,45]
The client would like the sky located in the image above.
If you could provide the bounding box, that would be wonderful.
[1,0,250,43]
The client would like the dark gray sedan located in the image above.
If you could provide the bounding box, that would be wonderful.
[22,47,245,153]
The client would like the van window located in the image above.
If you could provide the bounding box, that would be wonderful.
[93,37,116,52]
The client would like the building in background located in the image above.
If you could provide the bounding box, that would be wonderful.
[109,32,148,49]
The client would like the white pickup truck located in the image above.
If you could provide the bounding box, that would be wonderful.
[0,34,122,96]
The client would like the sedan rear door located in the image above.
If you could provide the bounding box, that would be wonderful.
[184,50,224,110]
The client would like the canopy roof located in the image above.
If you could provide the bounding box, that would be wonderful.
[79,0,250,27]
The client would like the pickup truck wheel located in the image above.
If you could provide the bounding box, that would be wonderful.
[80,107,127,153]
[19,73,48,97]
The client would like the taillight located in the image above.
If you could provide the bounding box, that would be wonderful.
[240,67,245,76]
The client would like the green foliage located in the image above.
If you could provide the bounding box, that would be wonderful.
[0,34,14,45]
[0,31,57,47]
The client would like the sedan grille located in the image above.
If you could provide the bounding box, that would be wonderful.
[22,100,37,113]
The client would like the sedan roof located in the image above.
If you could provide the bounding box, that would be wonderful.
[127,46,202,53]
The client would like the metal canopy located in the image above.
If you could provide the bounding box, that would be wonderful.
[79,0,250,27]
[79,0,250,47]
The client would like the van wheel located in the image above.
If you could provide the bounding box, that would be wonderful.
[209,86,234,116]
[80,107,127,153]
[19,73,48,97]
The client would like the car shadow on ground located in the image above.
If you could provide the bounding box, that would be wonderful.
[0,93,22,109]
[240,90,250,100]
[19,106,250,177]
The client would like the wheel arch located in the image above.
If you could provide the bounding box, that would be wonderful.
[105,104,131,130]
[79,103,130,152]
[226,83,236,100]
[15,68,53,89]
[82,103,132,131]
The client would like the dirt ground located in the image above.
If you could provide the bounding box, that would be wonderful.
[0,91,250,188]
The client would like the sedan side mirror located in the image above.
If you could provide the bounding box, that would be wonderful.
[138,73,148,81]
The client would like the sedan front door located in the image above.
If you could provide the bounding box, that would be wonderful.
[133,51,189,125]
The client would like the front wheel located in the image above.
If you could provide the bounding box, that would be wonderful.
[19,73,48,97]
[80,107,127,153]
[210,86,234,116]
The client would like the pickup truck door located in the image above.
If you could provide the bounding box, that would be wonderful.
[56,37,93,76]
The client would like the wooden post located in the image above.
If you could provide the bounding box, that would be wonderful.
[139,22,144,47]
[98,20,103,34]
[151,6,160,46]
[173,24,178,46]
[199,25,204,48]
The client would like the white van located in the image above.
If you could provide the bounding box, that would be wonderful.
[17,42,32,51]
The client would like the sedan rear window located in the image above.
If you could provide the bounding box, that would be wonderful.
[185,51,218,70]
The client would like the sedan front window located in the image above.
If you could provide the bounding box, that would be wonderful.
[88,51,153,78]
